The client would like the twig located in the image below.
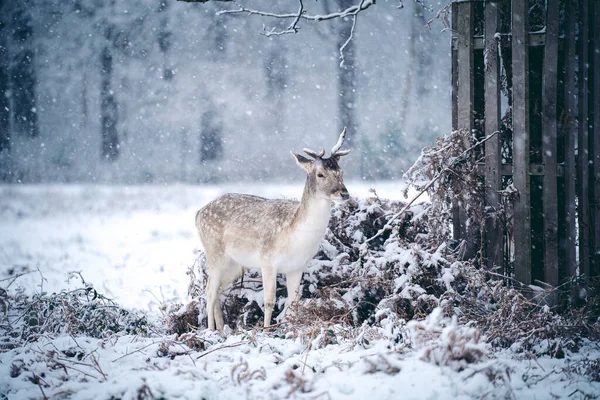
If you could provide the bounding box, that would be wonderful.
[301,330,315,375]
[196,341,247,360]
[35,374,49,400]
[112,340,162,362]
[142,289,167,317]
[339,14,357,67]
[91,354,107,381]
[264,0,304,36]
[36,266,47,293]
[0,271,33,288]
[339,0,365,66]
[48,356,104,381]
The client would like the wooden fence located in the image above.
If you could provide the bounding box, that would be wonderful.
[451,0,600,287]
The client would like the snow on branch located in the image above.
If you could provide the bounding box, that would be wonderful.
[338,7,358,66]
[214,0,375,23]
[263,0,304,36]
[178,0,376,61]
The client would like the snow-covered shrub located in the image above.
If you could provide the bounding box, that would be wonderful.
[183,195,453,337]
[453,268,600,354]
[406,307,487,370]
[1,285,150,347]
[403,128,487,247]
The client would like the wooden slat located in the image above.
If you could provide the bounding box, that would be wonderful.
[593,0,600,277]
[512,0,532,284]
[456,2,474,141]
[453,1,474,252]
[542,0,559,287]
[564,0,578,280]
[451,2,458,132]
[484,0,503,270]
[451,2,460,244]
[578,0,591,277]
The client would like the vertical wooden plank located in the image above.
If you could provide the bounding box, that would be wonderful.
[578,0,591,277]
[512,0,532,284]
[452,2,459,132]
[456,2,474,136]
[484,0,503,269]
[451,2,460,244]
[564,0,578,279]
[592,0,600,277]
[456,1,474,253]
[542,0,560,287]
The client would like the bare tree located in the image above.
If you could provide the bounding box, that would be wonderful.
[200,106,223,163]
[100,2,119,161]
[10,1,39,139]
[0,5,10,155]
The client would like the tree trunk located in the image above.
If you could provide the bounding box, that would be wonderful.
[0,5,10,154]
[336,0,359,173]
[100,25,119,161]
[0,2,11,181]
[200,107,223,162]
[264,39,286,134]
[10,3,38,138]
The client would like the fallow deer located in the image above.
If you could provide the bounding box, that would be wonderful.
[195,128,351,330]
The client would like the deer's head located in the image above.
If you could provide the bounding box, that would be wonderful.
[292,128,351,201]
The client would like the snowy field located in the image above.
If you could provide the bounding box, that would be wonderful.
[1,183,599,399]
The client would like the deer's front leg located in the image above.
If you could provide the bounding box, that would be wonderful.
[284,270,303,317]
[262,265,277,328]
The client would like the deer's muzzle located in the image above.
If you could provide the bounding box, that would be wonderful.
[339,187,350,200]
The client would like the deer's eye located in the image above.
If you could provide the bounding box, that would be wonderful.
[317,173,325,178]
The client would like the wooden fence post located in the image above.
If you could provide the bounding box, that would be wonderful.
[593,0,600,277]
[542,0,559,287]
[452,1,474,258]
[578,0,591,278]
[512,0,532,284]
[484,0,503,270]
[563,0,578,280]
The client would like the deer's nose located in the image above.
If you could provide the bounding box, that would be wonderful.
[340,189,350,200]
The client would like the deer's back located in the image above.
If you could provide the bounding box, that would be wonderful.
[196,193,299,256]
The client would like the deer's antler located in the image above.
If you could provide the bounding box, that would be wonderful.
[303,147,326,159]
[331,127,350,158]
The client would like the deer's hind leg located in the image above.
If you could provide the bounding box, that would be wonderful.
[205,255,242,331]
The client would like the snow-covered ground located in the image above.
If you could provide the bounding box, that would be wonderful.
[1,183,598,399]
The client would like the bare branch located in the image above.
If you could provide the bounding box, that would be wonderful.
[339,13,358,67]
[183,0,376,59]
[264,0,304,37]
[215,0,375,24]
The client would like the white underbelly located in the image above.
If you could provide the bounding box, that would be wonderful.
[227,248,263,270]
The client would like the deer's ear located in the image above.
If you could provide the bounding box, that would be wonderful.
[291,151,313,173]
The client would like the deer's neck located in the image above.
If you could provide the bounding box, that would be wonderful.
[291,176,332,233]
